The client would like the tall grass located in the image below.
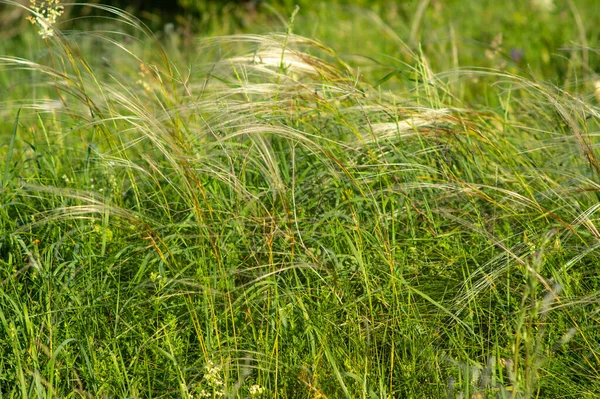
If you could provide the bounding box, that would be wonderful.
[1,1,600,398]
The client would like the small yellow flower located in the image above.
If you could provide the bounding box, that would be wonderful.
[150,272,161,282]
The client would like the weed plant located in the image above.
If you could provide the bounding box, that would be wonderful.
[1,0,600,398]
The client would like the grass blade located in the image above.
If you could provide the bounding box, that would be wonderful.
[2,108,20,188]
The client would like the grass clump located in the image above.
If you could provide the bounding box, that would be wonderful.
[1,1,600,398]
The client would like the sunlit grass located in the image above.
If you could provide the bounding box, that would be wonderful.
[1,1,600,398]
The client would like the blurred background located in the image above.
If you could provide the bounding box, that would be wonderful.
[1,0,597,103]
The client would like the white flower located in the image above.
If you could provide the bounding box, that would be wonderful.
[197,389,211,398]
[249,384,265,396]
[26,0,65,39]
[203,360,224,388]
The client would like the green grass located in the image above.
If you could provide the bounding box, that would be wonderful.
[1,0,600,397]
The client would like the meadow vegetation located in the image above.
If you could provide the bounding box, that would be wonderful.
[1,0,600,397]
